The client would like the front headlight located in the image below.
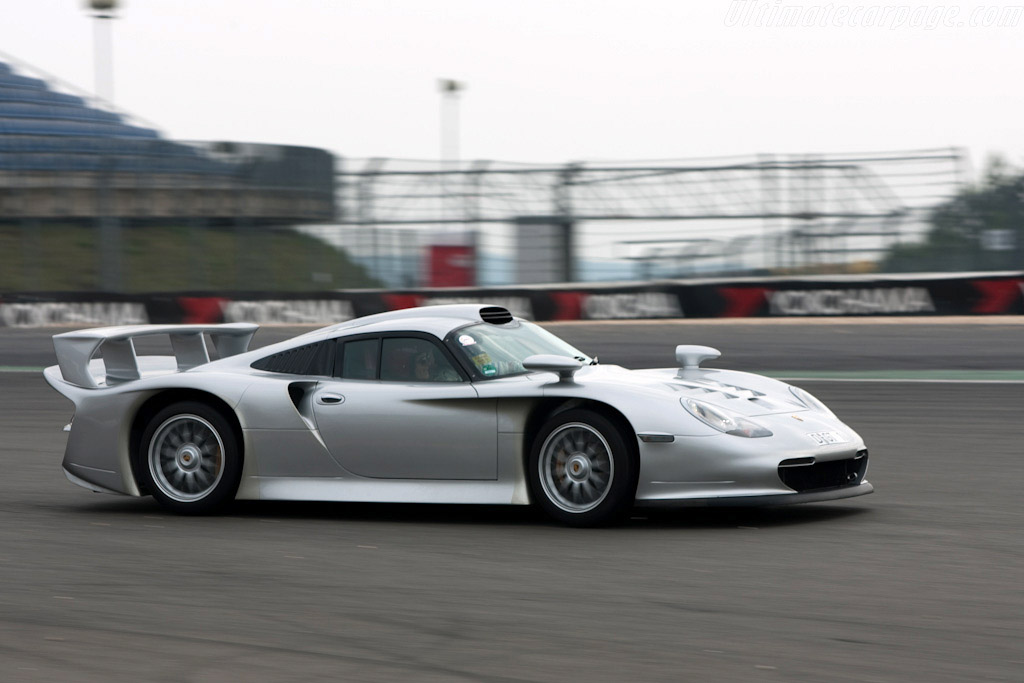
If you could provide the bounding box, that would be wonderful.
[681,398,772,438]
[789,386,835,418]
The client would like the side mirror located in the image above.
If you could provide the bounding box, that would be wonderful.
[522,354,582,381]
[675,345,721,378]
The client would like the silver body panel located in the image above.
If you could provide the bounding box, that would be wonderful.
[311,380,498,480]
[44,304,872,508]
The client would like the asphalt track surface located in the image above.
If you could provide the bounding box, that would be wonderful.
[1,319,1022,682]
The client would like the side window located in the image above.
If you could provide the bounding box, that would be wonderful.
[339,338,380,380]
[251,340,335,376]
[380,337,461,383]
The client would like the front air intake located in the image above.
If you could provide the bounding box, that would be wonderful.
[480,306,514,324]
[778,450,868,492]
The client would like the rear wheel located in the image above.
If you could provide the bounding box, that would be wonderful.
[139,401,242,514]
[529,409,637,526]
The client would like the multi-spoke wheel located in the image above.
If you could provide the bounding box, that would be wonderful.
[529,409,637,526]
[139,401,242,514]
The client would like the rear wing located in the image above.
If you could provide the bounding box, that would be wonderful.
[52,323,258,389]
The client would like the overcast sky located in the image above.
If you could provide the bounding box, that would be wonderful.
[2,1,1022,171]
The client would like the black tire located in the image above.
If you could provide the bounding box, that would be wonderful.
[528,409,638,527]
[138,400,242,515]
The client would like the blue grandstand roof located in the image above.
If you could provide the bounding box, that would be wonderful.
[0,58,231,176]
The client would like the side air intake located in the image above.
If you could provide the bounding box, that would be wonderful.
[480,306,514,324]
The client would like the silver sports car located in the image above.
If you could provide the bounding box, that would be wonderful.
[44,304,872,525]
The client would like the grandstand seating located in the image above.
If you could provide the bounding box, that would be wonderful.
[0,59,224,176]
[0,58,335,222]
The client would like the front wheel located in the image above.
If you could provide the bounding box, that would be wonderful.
[139,401,242,514]
[528,409,638,526]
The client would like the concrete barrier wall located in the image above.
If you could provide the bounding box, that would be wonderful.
[1,272,1022,327]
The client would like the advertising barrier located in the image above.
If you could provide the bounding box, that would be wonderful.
[1,272,1022,327]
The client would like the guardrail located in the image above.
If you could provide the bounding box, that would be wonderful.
[1,272,1022,327]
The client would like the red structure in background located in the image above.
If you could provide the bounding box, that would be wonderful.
[427,244,476,287]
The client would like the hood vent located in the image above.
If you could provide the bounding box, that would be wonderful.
[671,378,780,412]
[480,306,514,324]
[673,378,766,399]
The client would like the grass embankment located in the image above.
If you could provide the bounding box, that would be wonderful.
[0,224,378,292]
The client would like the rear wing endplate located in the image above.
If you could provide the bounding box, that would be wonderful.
[53,323,258,388]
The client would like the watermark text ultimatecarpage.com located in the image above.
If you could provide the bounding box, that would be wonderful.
[724,2,1023,29]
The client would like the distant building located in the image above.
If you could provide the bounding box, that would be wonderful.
[0,59,334,224]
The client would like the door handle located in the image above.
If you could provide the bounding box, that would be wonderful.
[317,393,345,405]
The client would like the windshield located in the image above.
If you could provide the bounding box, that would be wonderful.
[449,321,592,379]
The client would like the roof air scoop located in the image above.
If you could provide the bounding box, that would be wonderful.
[479,306,514,324]
[675,345,721,379]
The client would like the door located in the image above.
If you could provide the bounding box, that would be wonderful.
[312,335,498,480]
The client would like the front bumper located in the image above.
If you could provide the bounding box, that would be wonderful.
[634,414,872,506]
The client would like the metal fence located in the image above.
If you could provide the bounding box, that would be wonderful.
[311,148,969,288]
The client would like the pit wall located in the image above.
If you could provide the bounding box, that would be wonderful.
[1,272,1022,327]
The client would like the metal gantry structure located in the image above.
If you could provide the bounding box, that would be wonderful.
[329,148,968,286]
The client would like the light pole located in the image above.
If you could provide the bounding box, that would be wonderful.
[435,79,473,284]
[86,0,119,103]
[438,79,466,167]
[438,79,465,232]
[85,1,121,291]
